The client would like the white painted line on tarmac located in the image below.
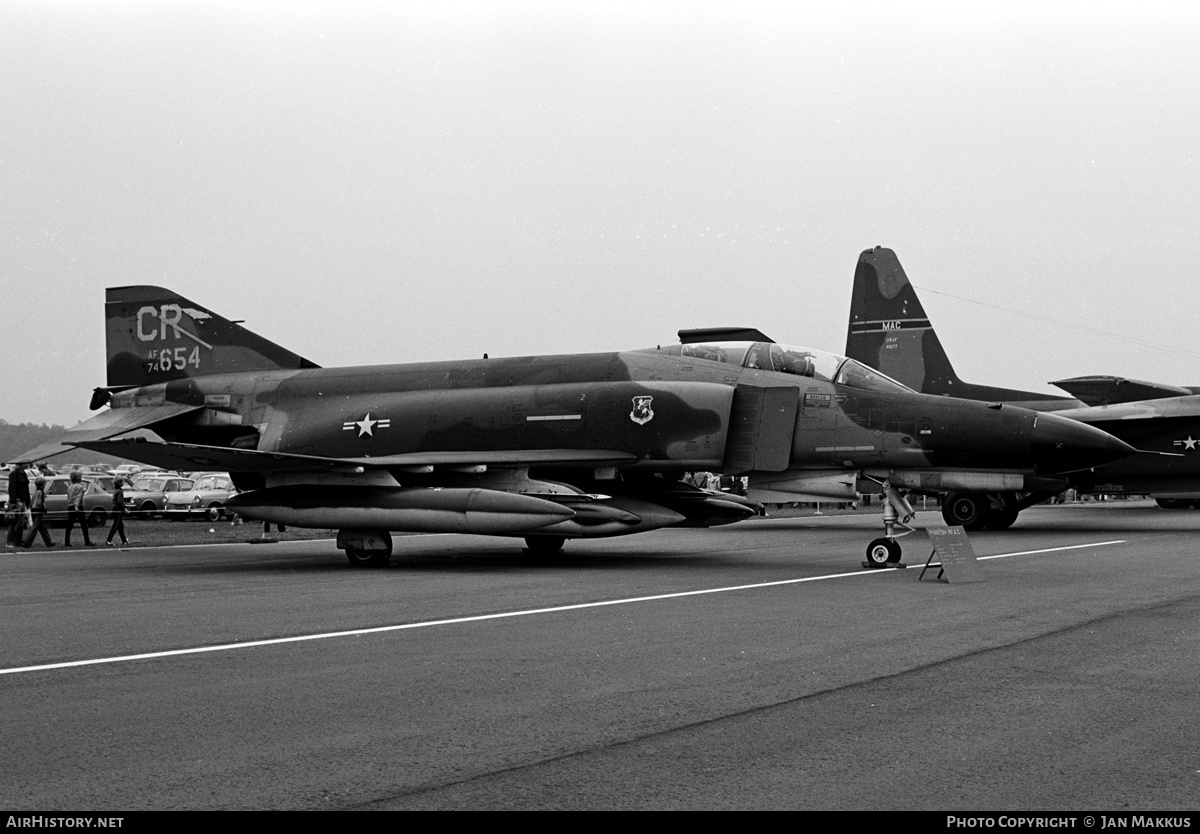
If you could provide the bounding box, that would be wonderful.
[917,539,1125,567]
[977,540,1125,561]
[0,539,1125,677]
[1,567,894,676]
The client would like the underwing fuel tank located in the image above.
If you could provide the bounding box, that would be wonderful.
[638,487,760,528]
[517,489,756,539]
[226,486,575,534]
[748,471,860,503]
[527,495,687,538]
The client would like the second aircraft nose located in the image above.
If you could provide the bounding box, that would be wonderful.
[1030,412,1137,475]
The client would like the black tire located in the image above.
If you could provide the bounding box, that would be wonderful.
[206,503,224,521]
[87,508,107,528]
[524,535,566,554]
[865,537,901,566]
[139,501,157,519]
[986,505,1020,529]
[942,492,988,530]
[1155,498,1187,509]
[345,537,392,567]
[345,547,373,566]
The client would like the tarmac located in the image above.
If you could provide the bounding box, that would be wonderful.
[1,499,1197,810]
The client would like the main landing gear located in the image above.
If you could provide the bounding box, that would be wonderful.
[524,535,566,555]
[865,482,916,567]
[941,491,1031,530]
[339,529,393,567]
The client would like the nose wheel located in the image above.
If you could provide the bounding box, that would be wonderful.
[865,537,902,566]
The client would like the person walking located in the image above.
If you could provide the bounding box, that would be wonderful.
[7,462,30,507]
[106,478,129,547]
[6,462,30,547]
[22,476,53,548]
[63,470,94,547]
[5,498,26,548]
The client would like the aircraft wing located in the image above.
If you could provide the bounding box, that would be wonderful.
[68,437,639,474]
[13,404,206,463]
[1051,376,1195,406]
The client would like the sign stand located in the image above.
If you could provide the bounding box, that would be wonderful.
[919,526,985,583]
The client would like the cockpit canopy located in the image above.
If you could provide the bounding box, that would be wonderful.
[674,341,914,394]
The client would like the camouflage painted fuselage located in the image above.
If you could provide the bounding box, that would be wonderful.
[103,345,1121,486]
[16,284,1133,546]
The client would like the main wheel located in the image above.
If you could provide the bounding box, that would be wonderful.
[985,505,1019,529]
[87,508,107,528]
[942,492,988,530]
[139,500,157,519]
[344,532,393,567]
[1156,498,1188,509]
[206,503,224,521]
[524,535,566,554]
[865,537,901,566]
[345,545,392,567]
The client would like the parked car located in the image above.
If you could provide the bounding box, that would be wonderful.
[162,473,238,520]
[40,475,113,528]
[83,474,116,493]
[124,476,195,518]
[107,464,145,479]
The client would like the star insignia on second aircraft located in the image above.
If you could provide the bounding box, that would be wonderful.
[1173,436,1199,451]
[343,413,391,438]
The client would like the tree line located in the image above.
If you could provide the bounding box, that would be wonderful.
[0,420,124,466]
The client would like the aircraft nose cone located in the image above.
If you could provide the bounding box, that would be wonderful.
[1030,412,1137,474]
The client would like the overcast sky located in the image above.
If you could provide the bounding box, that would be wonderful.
[3,1,1199,427]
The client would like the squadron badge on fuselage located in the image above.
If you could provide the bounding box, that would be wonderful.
[630,396,654,426]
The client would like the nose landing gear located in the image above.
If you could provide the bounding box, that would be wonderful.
[864,482,916,568]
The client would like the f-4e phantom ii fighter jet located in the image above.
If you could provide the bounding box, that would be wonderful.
[846,246,1200,527]
[19,286,1135,566]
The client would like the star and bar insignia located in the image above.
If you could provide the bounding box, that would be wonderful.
[343,413,391,438]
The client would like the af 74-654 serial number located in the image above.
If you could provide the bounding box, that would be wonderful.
[146,346,201,373]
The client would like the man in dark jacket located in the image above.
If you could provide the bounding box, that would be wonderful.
[7,463,30,507]
[6,463,30,547]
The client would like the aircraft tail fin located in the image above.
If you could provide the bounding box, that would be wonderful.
[845,247,1074,407]
[845,246,961,394]
[105,286,320,389]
